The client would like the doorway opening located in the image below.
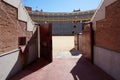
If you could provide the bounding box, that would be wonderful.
[52,35,81,58]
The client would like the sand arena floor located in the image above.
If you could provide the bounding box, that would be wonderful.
[52,36,74,53]
[52,36,81,58]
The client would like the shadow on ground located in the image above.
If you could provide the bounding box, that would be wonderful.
[10,56,115,80]
[70,48,81,56]
[70,56,115,80]
[10,58,50,80]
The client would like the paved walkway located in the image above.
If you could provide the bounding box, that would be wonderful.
[10,36,114,80]
[10,57,114,80]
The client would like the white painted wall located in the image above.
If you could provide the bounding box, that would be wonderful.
[18,2,27,22]
[3,0,20,8]
[0,49,23,80]
[94,46,120,80]
[3,0,35,31]
[91,0,117,30]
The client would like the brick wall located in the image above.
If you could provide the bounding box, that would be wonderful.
[95,0,120,52]
[81,23,93,61]
[0,0,32,54]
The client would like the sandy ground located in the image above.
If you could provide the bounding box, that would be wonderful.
[52,36,74,53]
[52,36,82,58]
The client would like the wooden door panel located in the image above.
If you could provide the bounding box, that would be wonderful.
[40,23,52,62]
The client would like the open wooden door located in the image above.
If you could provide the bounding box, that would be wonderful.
[40,23,52,62]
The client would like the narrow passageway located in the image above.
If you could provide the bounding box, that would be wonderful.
[10,36,114,80]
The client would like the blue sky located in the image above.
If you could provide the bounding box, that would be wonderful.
[21,0,101,12]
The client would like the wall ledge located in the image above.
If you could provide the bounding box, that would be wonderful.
[0,49,20,57]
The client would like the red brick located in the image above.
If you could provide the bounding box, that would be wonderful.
[95,0,120,52]
[0,1,32,54]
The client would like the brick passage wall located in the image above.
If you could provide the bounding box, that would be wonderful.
[95,0,120,52]
[82,23,92,61]
[0,0,32,54]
